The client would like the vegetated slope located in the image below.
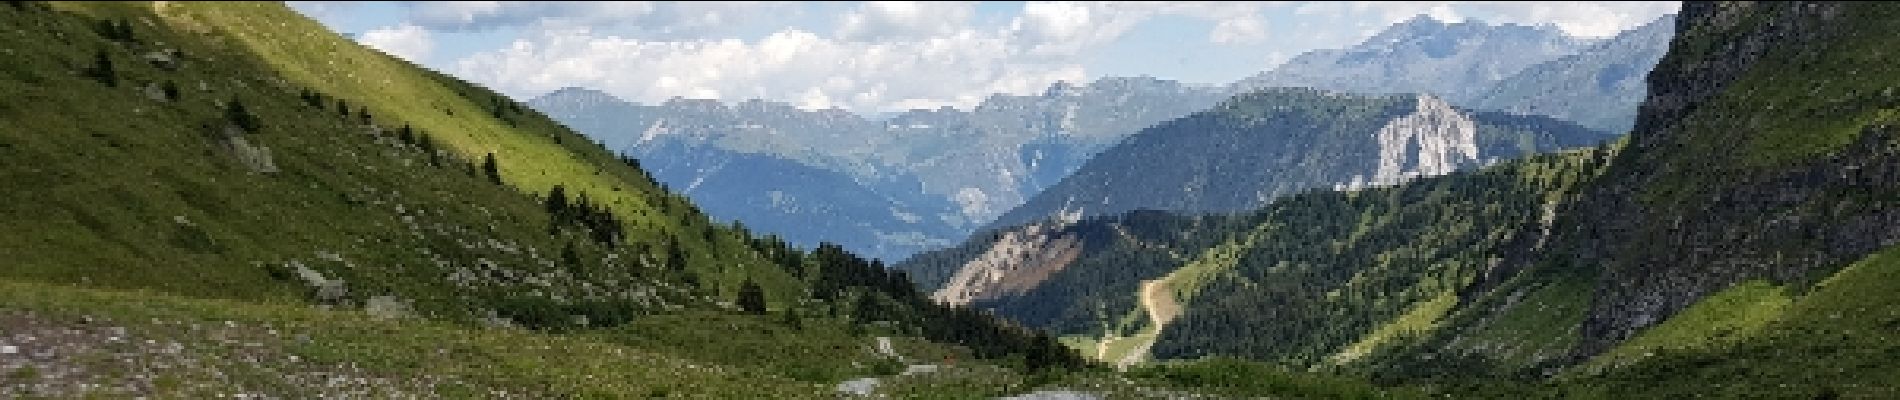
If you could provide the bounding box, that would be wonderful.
[983,88,1613,232]
[0,279,831,398]
[1145,147,1615,365]
[1160,2,1900,395]
[907,5,1900,393]
[899,145,1613,366]
[1530,0,1900,359]
[0,1,1083,392]
[1472,14,1677,134]
[1,0,826,328]
[1234,15,1590,105]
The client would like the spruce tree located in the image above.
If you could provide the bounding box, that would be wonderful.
[86,49,115,87]
[545,185,569,220]
[481,153,502,185]
[225,98,261,133]
[737,279,767,315]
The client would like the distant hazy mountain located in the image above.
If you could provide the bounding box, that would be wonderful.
[1235,15,1591,105]
[984,88,1614,230]
[1472,14,1677,134]
[530,78,1231,260]
[530,13,1673,262]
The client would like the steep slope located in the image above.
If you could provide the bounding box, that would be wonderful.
[1472,14,1677,134]
[1529,0,1900,359]
[1178,2,1900,387]
[984,88,1612,231]
[900,145,1613,366]
[0,1,1083,391]
[1235,15,1590,105]
[2,0,753,323]
[529,78,1231,261]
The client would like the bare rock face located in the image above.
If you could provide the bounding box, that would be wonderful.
[217,125,277,173]
[932,215,1085,306]
[364,296,414,320]
[1340,94,1482,189]
[288,260,347,304]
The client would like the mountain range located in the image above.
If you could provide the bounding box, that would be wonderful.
[529,77,1234,261]
[1234,15,1593,105]
[531,13,1677,263]
[979,88,1613,232]
[895,4,1900,397]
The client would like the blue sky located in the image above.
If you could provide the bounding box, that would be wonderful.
[288,1,1678,115]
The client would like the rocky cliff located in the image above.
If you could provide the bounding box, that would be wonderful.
[1547,1,1900,357]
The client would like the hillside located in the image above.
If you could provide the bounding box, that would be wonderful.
[0,1,1087,395]
[1517,0,1900,360]
[980,88,1612,232]
[904,2,1900,396]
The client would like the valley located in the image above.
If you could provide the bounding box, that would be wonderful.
[5,1,1899,398]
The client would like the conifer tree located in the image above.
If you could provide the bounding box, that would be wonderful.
[737,279,767,315]
[481,153,502,185]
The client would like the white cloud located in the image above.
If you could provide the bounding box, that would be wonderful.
[836,2,976,41]
[454,27,1087,114]
[402,1,791,39]
[1209,17,1268,44]
[425,1,1676,115]
[359,23,434,62]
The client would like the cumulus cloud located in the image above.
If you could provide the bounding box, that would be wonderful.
[454,27,1087,114]
[402,1,791,39]
[359,23,434,62]
[423,1,1675,115]
[836,2,976,41]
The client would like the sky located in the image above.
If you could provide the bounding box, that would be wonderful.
[288,1,1679,115]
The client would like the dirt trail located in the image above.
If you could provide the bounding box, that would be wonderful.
[1140,279,1182,331]
[1097,279,1183,369]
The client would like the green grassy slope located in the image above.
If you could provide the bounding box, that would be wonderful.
[1435,246,1900,398]
[0,279,829,398]
[1152,146,1616,366]
[0,1,1087,393]
[0,0,795,319]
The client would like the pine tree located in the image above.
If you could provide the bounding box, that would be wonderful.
[481,153,502,185]
[779,307,803,330]
[161,80,180,101]
[560,241,582,270]
[545,185,569,220]
[665,237,687,273]
[225,98,261,133]
[115,19,133,42]
[737,279,767,315]
[86,49,115,87]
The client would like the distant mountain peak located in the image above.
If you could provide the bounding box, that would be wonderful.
[1237,14,1588,104]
